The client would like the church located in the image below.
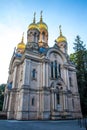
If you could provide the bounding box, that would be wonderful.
[3,12,82,120]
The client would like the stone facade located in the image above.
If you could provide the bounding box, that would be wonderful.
[3,12,82,120]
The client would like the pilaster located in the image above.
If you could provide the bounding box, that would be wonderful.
[12,66,17,88]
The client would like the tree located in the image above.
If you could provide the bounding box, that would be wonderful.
[70,35,87,116]
[0,84,6,111]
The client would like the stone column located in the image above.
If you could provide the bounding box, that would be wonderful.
[7,92,14,119]
[60,92,64,111]
[63,94,66,110]
[43,63,46,87]
[46,63,49,87]
[12,66,17,88]
[63,67,70,90]
[54,92,56,110]
[3,93,8,111]
[66,69,70,90]
[63,94,68,110]
[53,62,55,78]
[23,59,30,86]
[50,89,55,112]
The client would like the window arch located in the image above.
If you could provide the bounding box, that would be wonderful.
[42,32,45,41]
[69,77,72,87]
[54,60,57,78]
[34,33,37,42]
[51,62,53,78]
[32,69,36,79]
[31,97,35,106]
[58,64,61,76]
[51,61,61,79]
[56,93,60,104]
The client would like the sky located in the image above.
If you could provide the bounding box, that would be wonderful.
[0,0,87,84]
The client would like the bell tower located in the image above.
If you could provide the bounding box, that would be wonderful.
[37,11,48,48]
[27,12,40,43]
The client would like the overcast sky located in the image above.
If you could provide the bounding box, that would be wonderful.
[0,0,87,84]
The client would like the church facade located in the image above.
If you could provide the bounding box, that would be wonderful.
[3,12,82,120]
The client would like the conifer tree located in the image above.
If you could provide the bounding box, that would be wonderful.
[70,35,87,116]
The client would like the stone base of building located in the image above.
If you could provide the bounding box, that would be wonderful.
[7,110,82,120]
[50,111,82,120]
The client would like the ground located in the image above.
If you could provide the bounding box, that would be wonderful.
[0,120,86,130]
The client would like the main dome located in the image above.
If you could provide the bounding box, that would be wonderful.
[37,11,48,31]
[28,23,39,31]
[28,12,40,31]
[37,21,48,31]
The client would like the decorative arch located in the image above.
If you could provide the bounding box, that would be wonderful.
[42,31,45,41]
[46,48,67,63]
[50,77,66,90]
[34,32,37,42]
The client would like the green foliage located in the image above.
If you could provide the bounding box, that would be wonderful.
[70,35,87,116]
[0,84,6,111]
[73,35,86,51]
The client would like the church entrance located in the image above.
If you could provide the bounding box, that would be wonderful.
[50,80,64,119]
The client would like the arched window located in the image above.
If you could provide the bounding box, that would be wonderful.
[72,99,74,109]
[56,93,60,104]
[42,32,45,41]
[51,61,61,79]
[32,69,36,79]
[54,60,57,78]
[31,97,35,106]
[51,62,53,78]
[59,64,61,76]
[34,33,37,42]
[69,77,71,86]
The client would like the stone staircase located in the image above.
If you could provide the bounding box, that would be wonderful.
[50,111,72,120]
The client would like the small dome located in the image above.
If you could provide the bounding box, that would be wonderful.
[56,25,67,43]
[17,33,26,52]
[56,35,67,43]
[17,42,25,50]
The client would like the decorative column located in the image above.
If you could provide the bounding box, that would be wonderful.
[66,69,70,90]
[46,63,49,87]
[63,94,68,110]
[53,62,55,78]
[3,93,8,111]
[12,66,17,88]
[42,63,46,87]
[7,92,14,119]
[63,66,70,90]
[50,88,55,112]
[23,59,30,86]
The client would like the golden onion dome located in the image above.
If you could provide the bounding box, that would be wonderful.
[28,23,39,31]
[17,42,25,50]
[56,35,67,43]
[56,25,67,43]
[17,33,26,51]
[37,22,48,31]
[37,11,48,31]
[28,12,39,31]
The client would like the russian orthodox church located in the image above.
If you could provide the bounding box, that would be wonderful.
[3,12,82,120]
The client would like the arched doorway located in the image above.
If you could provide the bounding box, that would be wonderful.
[50,78,66,119]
